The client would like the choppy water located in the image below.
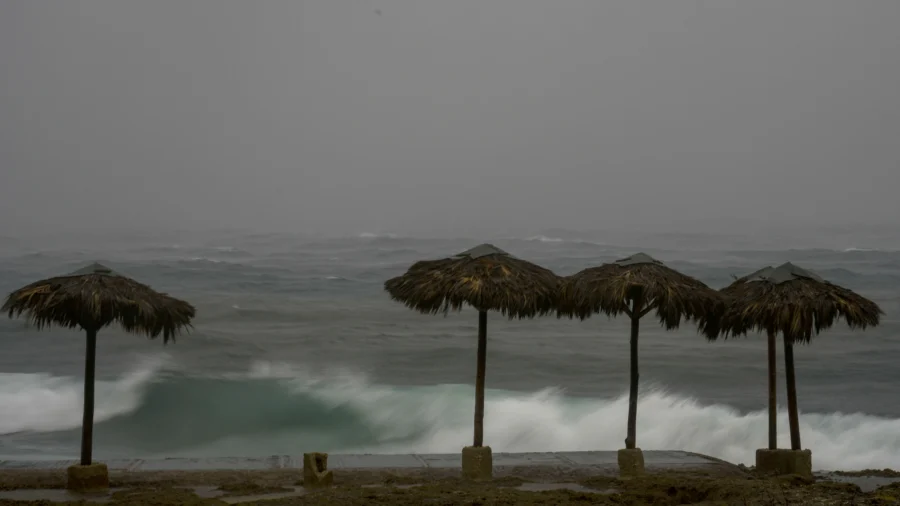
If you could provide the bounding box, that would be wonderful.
[0,229,898,471]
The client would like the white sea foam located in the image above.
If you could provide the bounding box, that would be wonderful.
[358,232,399,239]
[525,235,566,243]
[3,360,899,471]
[0,356,167,434]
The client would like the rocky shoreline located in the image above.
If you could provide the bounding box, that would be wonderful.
[0,466,898,505]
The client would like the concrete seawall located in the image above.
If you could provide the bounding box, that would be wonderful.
[0,450,735,473]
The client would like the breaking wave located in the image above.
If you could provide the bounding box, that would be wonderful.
[1,359,899,470]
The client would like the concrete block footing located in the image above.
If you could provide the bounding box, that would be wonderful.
[617,448,645,477]
[461,446,493,481]
[303,452,334,487]
[66,463,109,492]
[755,449,812,478]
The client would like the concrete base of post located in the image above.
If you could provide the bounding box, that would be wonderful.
[617,448,646,477]
[66,463,109,492]
[303,452,334,487]
[461,446,493,481]
[755,449,812,478]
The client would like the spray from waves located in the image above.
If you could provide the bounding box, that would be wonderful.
[2,360,899,471]
[358,232,399,239]
[0,356,166,434]
[525,235,565,243]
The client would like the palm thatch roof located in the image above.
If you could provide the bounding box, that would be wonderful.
[2,262,195,341]
[557,252,724,329]
[704,262,883,343]
[696,265,776,339]
[384,244,561,318]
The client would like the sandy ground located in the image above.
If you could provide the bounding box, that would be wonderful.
[1,466,899,505]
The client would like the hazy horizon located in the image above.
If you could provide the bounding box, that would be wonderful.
[2,1,898,241]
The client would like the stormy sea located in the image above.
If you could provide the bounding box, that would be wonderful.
[0,228,898,471]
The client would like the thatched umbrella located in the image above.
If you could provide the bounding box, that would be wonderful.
[2,262,195,466]
[702,262,882,451]
[384,244,559,449]
[557,253,724,451]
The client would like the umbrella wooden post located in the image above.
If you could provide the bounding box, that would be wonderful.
[67,326,109,492]
[754,334,811,477]
[80,328,98,466]
[625,294,643,450]
[618,292,646,477]
[783,338,802,450]
[767,330,777,450]
[462,310,493,481]
[473,310,487,448]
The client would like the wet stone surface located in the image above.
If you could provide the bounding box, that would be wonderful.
[0,487,125,503]
[516,482,617,494]
[0,450,724,471]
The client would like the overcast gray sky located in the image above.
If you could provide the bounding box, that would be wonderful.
[2,1,898,238]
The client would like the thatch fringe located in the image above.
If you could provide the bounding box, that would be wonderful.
[557,254,724,329]
[384,244,561,318]
[2,265,195,342]
[704,263,883,343]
